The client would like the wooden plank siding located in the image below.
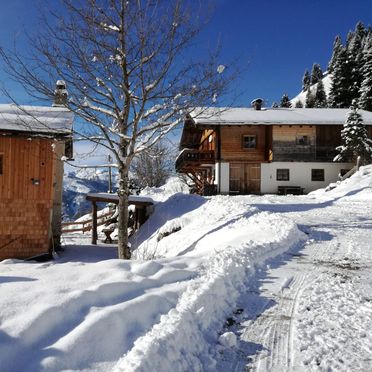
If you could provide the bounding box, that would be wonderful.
[220,126,267,162]
[218,126,267,194]
[272,125,316,161]
[0,136,57,260]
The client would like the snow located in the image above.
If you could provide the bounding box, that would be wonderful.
[217,65,226,74]
[0,104,73,135]
[219,332,237,348]
[2,167,372,371]
[100,23,120,32]
[86,193,154,204]
[291,73,333,106]
[139,176,190,202]
[190,105,372,126]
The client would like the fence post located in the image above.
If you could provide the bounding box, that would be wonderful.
[357,156,361,171]
[92,202,98,245]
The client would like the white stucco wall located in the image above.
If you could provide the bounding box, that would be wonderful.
[215,162,230,194]
[261,162,353,194]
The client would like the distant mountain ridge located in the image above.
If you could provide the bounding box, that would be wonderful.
[63,168,116,220]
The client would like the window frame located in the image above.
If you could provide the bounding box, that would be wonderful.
[311,168,325,182]
[242,135,257,149]
[296,135,310,146]
[276,168,290,181]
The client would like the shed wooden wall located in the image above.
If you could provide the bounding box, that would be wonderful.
[0,136,57,260]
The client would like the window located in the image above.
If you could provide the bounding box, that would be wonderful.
[297,135,310,145]
[243,135,256,149]
[64,139,74,160]
[340,169,351,177]
[312,169,324,181]
[277,169,289,181]
[0,154,3,175]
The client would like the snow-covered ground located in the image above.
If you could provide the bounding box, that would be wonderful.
[1,168,372,371]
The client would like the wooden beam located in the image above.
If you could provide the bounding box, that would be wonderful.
[92,201,98,245]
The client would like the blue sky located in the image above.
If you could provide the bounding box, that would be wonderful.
[0,0,371,106]
[205,0,372,105]
[0,0,371,167]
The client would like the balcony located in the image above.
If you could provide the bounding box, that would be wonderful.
[176,149,215,171]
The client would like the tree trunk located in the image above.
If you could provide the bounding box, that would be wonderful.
[117,166,131,259]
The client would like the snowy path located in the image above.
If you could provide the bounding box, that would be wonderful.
[217,198,372,371]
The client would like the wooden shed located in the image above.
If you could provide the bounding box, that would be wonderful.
[0,104,73,260]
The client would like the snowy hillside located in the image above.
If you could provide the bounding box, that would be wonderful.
[63,169,116,219]
[291,73,332,106]
[1,168,372,371]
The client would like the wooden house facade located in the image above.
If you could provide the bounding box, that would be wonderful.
[176,106,372,195]
[0,105,73,260]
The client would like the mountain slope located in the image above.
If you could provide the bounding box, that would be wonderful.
[63,169,115,219]
[291,73,332,106]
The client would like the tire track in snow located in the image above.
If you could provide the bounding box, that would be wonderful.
[246,273,308,372]
[230,227,338,372]
[225,199,372,372]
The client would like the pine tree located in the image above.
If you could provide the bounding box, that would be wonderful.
[328,46,353,107]
[279,94,292,108]
[347,22,366,101]
[314,80,327,107]
[328,35,343,73]
[334,101,372,164]
[302,70,311,92]
[311,63,323,85]
[305,88,315,108]
[359,35,372,111]
[295,100,303,108]
[271,102,279,108]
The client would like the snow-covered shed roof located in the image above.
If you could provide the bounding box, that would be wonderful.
[86,193,154,205]
[189,107,372,126]
[0,104,73,136]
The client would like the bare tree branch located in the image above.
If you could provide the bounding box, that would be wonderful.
[0,0,237,259]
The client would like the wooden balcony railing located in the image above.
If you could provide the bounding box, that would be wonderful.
[176,150,215,170]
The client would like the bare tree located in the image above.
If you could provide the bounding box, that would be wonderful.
[131,141,174,188]
[0,0,234,259]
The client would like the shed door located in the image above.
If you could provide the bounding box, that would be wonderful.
[229,163,261,194]
[247,164,261,194]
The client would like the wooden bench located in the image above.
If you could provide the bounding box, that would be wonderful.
[102,224,116,243]
[278,186,304,195]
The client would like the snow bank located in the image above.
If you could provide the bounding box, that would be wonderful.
[139,176,190,202]
[309,164,372,201]
[0,247,195,372]
[114,212,306,371]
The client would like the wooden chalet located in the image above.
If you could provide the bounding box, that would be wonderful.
[0,94,73,260]
[176,102,372,195]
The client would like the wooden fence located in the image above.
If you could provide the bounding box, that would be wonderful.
[61,210,115,234]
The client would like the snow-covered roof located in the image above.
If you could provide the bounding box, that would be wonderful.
[87,192,154,205]
[0,104,73,136]
[189,106,372,126]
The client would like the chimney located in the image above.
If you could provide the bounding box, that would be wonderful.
[53,80,68,106]
[251,98,263,111]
